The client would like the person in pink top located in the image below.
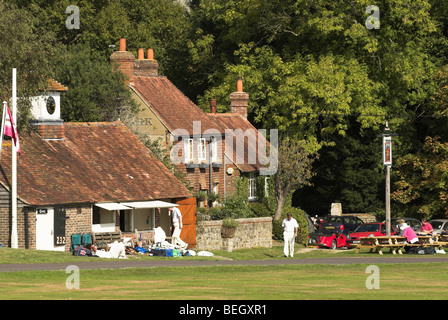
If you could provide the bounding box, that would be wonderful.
[399,220,419,244]
[421,218,433,234]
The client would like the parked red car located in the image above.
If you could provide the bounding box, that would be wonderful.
[346,222,397,248]
[307,229,348,249]
[317,232,347,249]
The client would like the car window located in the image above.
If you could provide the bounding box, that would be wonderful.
[328,217,342,223]
[408,220,420,229]
[345,217,356,224]
[354,224,379,232]
[444,223,448,231]
[381,224,385,233]
[429,220,443,229]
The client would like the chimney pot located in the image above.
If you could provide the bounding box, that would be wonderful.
[236,75,243,93]
[119,38,126,51]
[147,48,154,60]
[138,48,144,60]
[210,99,217,114]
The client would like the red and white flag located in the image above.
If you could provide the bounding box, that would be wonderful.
[2,102,20,155]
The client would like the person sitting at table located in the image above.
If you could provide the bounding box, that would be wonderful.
[399,220,419,244]
[420,218,433,234]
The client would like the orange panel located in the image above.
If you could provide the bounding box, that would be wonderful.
[176,197,197,247]
[180,224,197,247]
[176,197,197,225]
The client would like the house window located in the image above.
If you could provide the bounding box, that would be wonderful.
[248,173,256,201]
[264,176,268,197]
[184,138,194,163]
[210,138,222,164]
[211,183,219,207]
[211,139,218,163]
[198,138,206,162]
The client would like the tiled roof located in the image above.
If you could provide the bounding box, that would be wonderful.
[48,79,68,92]
[0,121,191,206]
[130,77,218,135]
[208,113,269,172]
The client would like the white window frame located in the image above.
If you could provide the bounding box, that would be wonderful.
[264,176,268,197]
[184,138,194,163]
[198,138,206,162]
[211,138,218,163]
[248,173,257,201]
[212,183,219,207]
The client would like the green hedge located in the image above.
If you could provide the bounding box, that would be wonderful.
[272,207,309,245]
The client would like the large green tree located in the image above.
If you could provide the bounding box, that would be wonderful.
[392,136,448,219]
[193,0,442,136]
[53,43,137,123]
[294,124,385,216]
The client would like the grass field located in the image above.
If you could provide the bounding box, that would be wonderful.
[1,245,448,300]
[1,263,448,300]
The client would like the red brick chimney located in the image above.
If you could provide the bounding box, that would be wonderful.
[34,123,65,140]
[209,99,217,114]
[229,76,249,120]
[133,48,159,77]
[110,38,135,84]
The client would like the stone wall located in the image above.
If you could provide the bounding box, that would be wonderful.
[196,217,272,251]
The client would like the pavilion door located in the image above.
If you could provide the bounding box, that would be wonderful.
[36,207,65,251]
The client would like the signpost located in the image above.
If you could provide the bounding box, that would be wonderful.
[379,121,397,236]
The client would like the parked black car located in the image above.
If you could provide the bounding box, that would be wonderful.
[319,215,364,235]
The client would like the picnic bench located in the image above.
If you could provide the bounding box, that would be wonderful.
[134,229,175,246]
[355,236,407,255]
[355,235,448,255]
[406,234,448,250]
[93,231,122,249]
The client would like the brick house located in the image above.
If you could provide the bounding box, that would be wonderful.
[0,79,195,251]
[111,39,271,207]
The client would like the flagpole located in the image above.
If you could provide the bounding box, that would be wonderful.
[11,68,18,249]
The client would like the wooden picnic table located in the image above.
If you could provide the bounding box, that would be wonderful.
[355,235,448,255]
[355,236,406,255]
